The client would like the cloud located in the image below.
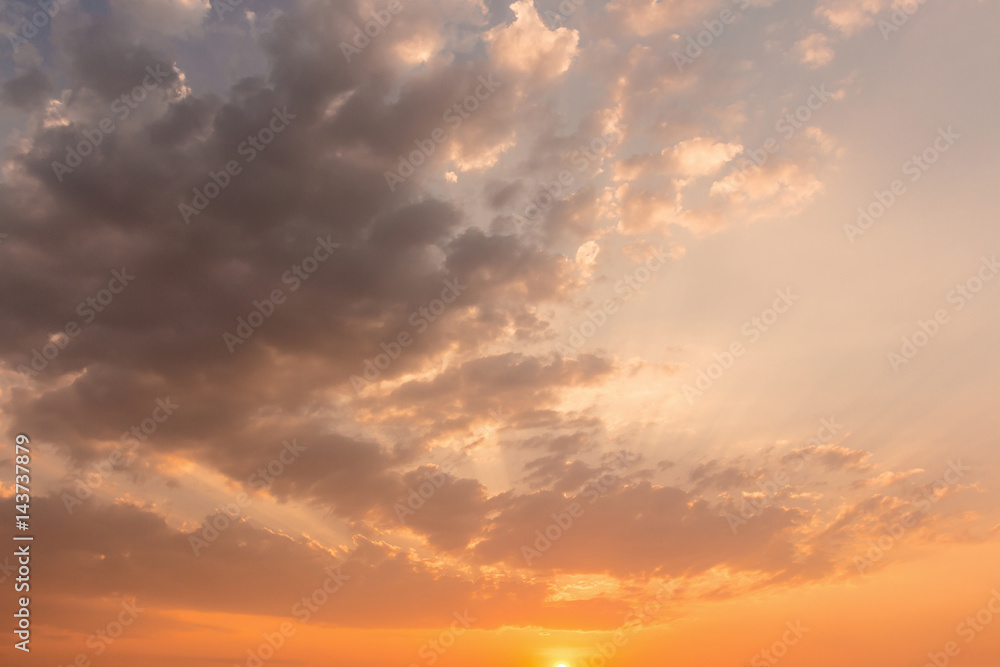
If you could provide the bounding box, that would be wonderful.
[794,32,835,68]
[475,481,806,578]
[815,0,887,35]
[3,495,640,631]
[486,0,580,82]
[670,137,744,179]
[783,444,873,472]
[0,68,51,111]
[3,2,988,655]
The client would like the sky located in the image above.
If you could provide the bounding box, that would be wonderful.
[0,0,999,665]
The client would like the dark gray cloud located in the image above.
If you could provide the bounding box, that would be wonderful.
[0,67,50,110]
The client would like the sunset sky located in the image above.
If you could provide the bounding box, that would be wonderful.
[1,0,999,665]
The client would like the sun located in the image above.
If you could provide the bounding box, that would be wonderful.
[555,663,569,667]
